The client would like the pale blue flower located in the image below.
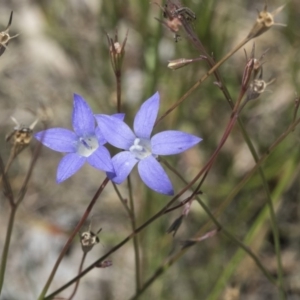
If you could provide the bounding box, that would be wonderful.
[95,92,202,195]
[35,94,117,183]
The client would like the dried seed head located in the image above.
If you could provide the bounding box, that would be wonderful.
[247,4,286,39]
[242,44,270,89]
[0,11,19,57]
[80,228,102,253]
[6,117,38,145]
[154,1,196,42]
[106,30,128,75]
[246,78,275,101]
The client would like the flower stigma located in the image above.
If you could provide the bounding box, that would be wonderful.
[129,138,154,160]
[77,136,99,157]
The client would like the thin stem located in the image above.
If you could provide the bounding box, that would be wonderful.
[112,182,132,217]
[16,140,44,205]
[0,140,43,294]
[127,176,141,292]
[0,206,17,293]
[116,71,122,113]
[162,163,277,286]
[68,252,87,300]
[0,154,14,206]
[38,177,110,300]
[156,36,250,125]
[112,181,141,290]
[130,223,277,300]
[257,167,285,297]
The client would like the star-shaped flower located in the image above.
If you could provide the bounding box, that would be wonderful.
[35,94,115,183]
[95,92,202,195]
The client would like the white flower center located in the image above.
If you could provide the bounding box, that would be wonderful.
[77,136,99,157]
[129,138,154,160]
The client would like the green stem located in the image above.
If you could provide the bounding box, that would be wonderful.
[239,125,285,298]
[163,164,277,286]
[208,158,296,300]
[127,176,141,292]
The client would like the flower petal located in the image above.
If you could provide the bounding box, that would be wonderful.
[87,146,113,172]
[94,114,125,145]
[95,115,135,149]
[94,126,107,145]
[138,155,174,195]
[56,153,85,183]
[133,92,160,139]
[111,113,125,121]
[35,128,78,152]
[151,130,202,155]
[72,94,95,136]
[107,151,137,184]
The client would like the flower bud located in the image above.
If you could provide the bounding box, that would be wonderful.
[168,56,205,70]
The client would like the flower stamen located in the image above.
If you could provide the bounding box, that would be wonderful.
[78,136,99,157]
[129,138,153,160]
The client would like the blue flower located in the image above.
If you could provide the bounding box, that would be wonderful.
[95,92,202,195]
[35,94,116,183]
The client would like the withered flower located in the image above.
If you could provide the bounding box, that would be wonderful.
[246,77,276,102]
[6,117,38,146]
[0,11,19,57]
[154,0,196,42]
[247,4,286,39]
[106,30,128,76]
[80,228,102,253]
[167,56,205,70]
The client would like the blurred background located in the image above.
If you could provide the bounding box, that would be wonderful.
[0,0,299,299]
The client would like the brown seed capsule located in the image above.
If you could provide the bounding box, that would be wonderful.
[246,78,275,101]
[167,56,205,70]
[80,228,102,253]
[6,117,38,145]
[154,0,196,42]
[106,30,128,76]
[247,4,286,40]
[0,11,19,57]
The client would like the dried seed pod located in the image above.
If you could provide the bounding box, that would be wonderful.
[247,4,286,39]
[246,78,275,101]
[154,0,196,42]
[0,11,19,57]
[80,228,102,253]
[168,56,205,70]
[6,117,38,145]
[106,30,128,76]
